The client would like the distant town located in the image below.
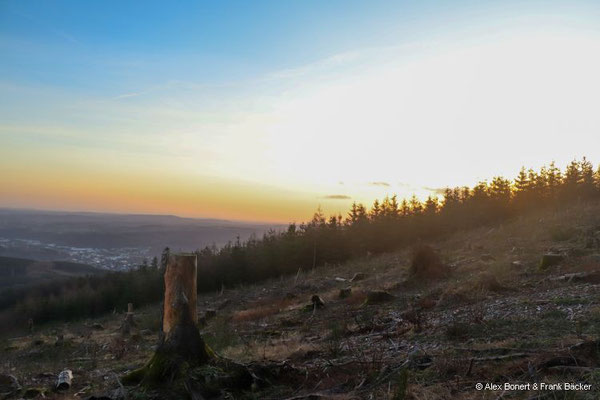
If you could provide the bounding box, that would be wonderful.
[0,237,151,270]
[0,209,280,271]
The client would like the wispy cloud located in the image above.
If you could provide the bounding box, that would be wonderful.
[267,51,360,81]
[423,186,447,195]
[369,181,390,187]
[321,194,351,200]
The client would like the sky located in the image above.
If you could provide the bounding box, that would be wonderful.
[1,0,600,223]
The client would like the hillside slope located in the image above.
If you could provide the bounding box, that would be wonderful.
[3,202,600,399]
[0,256,102,289]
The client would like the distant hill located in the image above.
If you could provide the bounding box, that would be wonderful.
[0,208,285,269]
[0,255,103,289]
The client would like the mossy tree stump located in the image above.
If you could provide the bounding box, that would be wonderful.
[123,253,215,385]
[122,254,299,398]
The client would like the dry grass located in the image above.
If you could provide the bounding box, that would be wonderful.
[343,289,368,306]
[223,332,318,362]
[231,298,296,322]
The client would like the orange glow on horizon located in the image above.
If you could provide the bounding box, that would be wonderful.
[0,160,353,223]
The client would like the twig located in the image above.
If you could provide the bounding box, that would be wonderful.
[466,357,474,376]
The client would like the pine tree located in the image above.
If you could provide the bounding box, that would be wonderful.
[546,161,562,200]
[356,203,368,222]
[311,206,326,227]
[514,167,529,194]
[580,157,595,198]
[563,159,581,199]
[423,196,439,215]
[400,199,411,216]
[489,176,512,203]
[370,199,381,220]
[471,181,489,201]
[389,195,400,219]
[346,202,360,225]
[526,169,541,199]
[409,195,423,215]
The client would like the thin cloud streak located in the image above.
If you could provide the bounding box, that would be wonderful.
[423,187,447,196]
[369,182,391,187]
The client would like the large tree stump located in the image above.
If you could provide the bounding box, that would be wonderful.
[123,253,214,385]
[121,253,299,398]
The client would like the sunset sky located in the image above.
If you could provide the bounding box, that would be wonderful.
[1,1,600,223]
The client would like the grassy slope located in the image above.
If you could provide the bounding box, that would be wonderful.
[3,202,600,399]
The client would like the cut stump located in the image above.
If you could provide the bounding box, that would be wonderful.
[123,253,214,385]
[120,303,136,335]
[121,253,304,398]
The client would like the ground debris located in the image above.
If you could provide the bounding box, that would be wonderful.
[365,290,395,304]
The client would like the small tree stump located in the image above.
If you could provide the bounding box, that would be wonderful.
[120,303,136,335]
[56,370,73,391]
[311,295,325,309]
[339,287,352,299]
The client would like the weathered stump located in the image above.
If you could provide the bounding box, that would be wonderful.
[56,370,73,391]
[120,303,136,335]
[123,253,214,385]
[339,286,352,299]
[121,253,297,398]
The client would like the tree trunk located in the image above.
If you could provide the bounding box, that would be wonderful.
[123,253,213,385]
[162,253,198,337]
[158,253,212,364]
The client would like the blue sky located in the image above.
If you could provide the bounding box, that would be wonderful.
[1,1,600,221]
[2,0,417,90]
[4,0,592,93]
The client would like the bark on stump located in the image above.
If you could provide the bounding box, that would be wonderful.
[123,253,214,385]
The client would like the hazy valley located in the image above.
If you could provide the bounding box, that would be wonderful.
[0,209,284,272]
